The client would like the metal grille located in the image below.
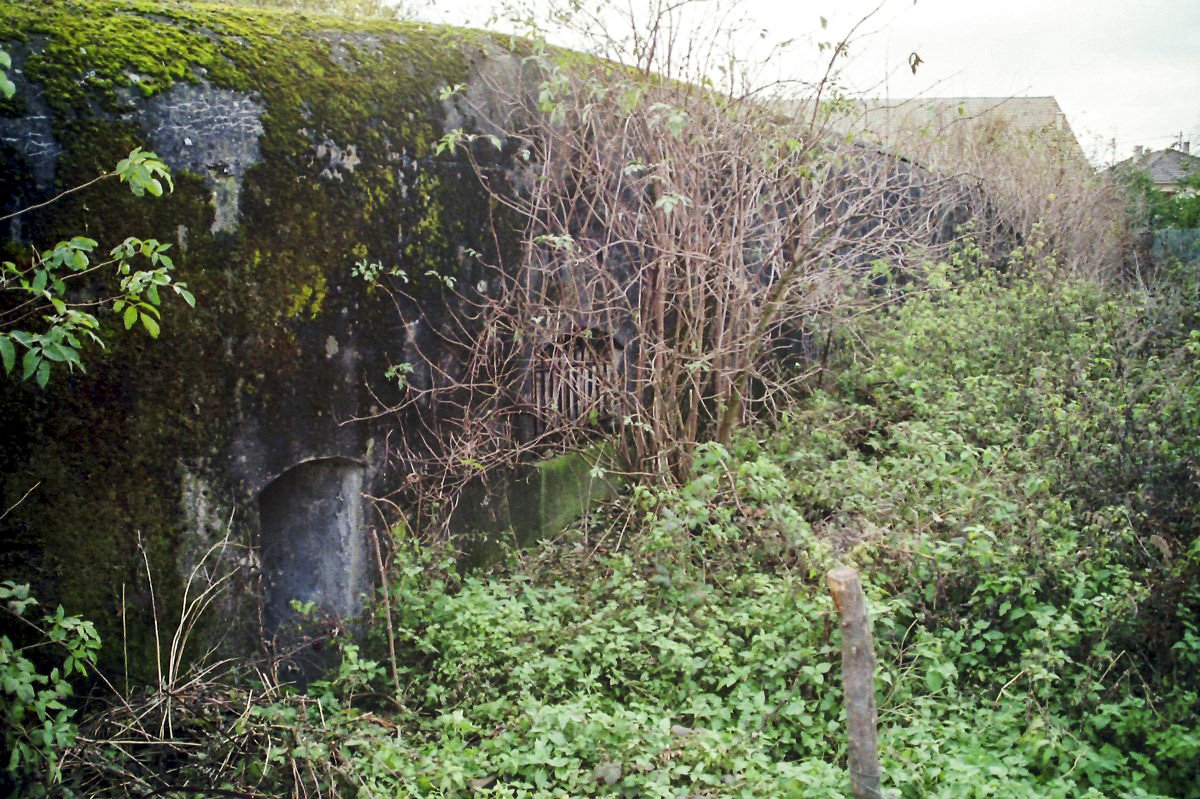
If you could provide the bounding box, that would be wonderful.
[529,331,619,436]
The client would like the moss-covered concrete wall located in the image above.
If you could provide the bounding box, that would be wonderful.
[0,0,524,673]
[451,445,622,571]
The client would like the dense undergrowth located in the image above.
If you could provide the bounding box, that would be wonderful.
[7,246,1199,796]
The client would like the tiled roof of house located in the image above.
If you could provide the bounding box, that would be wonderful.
[1113,147,1200,187]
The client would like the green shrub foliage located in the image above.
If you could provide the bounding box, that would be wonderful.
[1,582,100,794]
[47,246,1200,797]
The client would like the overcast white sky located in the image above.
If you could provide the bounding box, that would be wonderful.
[420,0,1200,166]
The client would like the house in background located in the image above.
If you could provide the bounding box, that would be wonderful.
[1113,144,1199,195]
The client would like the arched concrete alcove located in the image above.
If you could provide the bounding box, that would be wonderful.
[257,457,370,636]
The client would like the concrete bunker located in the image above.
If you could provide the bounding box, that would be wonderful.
[257,457,371,637]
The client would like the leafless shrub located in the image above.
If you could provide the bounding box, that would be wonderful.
[848,101,1134,280]
[366,1,984,532]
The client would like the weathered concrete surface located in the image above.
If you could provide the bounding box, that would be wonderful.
[259,458,369,632]
[0,0,521,673]
[453,446,621,570]
[142,82,266,233]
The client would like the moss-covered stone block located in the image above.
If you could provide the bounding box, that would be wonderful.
[450,444,621,569]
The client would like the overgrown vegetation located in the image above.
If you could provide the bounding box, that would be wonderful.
[850,104,1133,281]
[371,0,983,535]
[0,581,100,790]
[11,236,1194,797]
[3,1,1198,797]
[1115,165,1200,232]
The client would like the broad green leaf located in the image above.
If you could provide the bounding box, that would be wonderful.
[21,349,38,380]
[176,287,195,308]
[141,315,160,338]
[41,343,66,362]
[123,306,138,329]
[0,335,14,373]
[35,359,49,387]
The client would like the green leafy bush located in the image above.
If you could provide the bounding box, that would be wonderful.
[1,581,100,794]
[55,247,1200,799]
[783,248,1200,797]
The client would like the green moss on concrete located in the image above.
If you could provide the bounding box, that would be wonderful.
[452,445,621,571]
[522,444,620,544]
[0,0,509,676]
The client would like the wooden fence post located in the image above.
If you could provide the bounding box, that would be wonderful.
[827,566,882,799]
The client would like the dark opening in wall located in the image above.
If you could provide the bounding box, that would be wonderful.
[257,458,370,639]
